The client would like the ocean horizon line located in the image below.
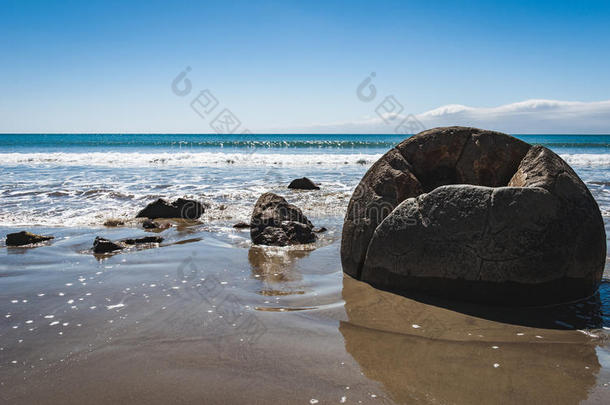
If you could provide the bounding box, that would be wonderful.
[2,132,610,136]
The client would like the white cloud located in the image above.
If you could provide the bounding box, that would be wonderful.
[272,99,610,134]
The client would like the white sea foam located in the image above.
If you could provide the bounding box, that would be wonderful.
[559,153,610,167]
[0,151,608,167]
[0,152,382,168]
[0,150,607,228]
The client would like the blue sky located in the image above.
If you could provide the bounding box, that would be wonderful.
[1,0,609,133]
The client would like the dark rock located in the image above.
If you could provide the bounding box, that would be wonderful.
[341,126,606,305]
[136,198,204,219]
[233,221,252,229]
[103,219,125,227]
[142,219,170,230]
[6,231,54,246]
[93,237,123,253]
[93,235,163,253]
[287,177,320,190]
[142,219,159,229]
[122,236,163,245]
[313,227,327,233]
[250,193,317,246]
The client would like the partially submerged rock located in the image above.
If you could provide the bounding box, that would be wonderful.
[341,126,606,305]
[6,231,54,247]
[93,237,123,253]
[288,177,320,190]
[250,193,317,246]
[93,235,163,254]
[141,219,171,230]
[142,219,159,229]
[233,221,252,229]
[103,219,125,227]
[136,198,204,219]
[122,236,163,245]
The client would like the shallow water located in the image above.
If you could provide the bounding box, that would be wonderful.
[0,228,609,404]
[1,134,609,403]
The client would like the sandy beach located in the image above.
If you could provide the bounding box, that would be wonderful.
[1,221,609,404]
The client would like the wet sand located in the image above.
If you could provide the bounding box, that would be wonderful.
[1,223,609,404]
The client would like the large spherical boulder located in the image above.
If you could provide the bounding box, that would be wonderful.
[341,127,606,305]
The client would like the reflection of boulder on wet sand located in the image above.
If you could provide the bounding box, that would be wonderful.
[247,246,309,285]
[340,277,602,404]
[340,322,599,405]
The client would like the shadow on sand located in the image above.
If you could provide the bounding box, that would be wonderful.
[359,276,609,330]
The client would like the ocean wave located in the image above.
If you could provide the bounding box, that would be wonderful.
[0,135,400,149]
[537,142,610,147]
[0,151,609,168]
[0,184,355,228]
[0,151,607,229]
[0,152,383,167]
[558,154,610,166]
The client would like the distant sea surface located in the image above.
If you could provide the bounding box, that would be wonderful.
[0,134,609,228]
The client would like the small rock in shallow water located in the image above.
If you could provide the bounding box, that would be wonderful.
[93,236,163,253]
[313,227,327,233]
[142,219,171,230]
[136,198,204,219]
[142,219,159,229]
[287,177,320,190]
[103,219,125,227]
[233,221,252,229]
[250,192,317,246]
[93,237,123,253]
[6,231,54,246]
[122,236,163,245]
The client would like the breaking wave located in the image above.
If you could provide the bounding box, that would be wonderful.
[0,151,609,168]
[0,152,383,167]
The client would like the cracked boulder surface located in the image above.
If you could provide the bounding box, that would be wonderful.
[250,192,317,246]
[341,126,606,305]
